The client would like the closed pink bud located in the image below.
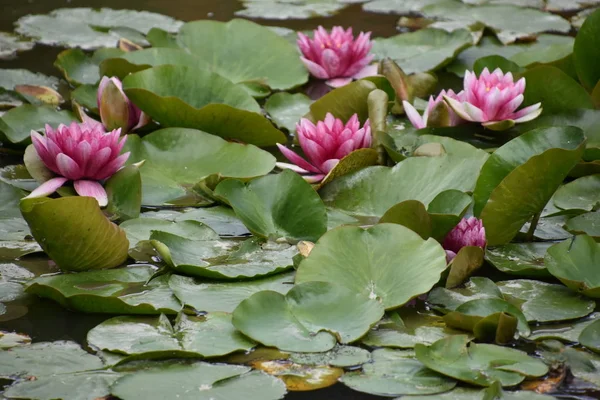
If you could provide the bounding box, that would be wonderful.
[26,122,130,206]
[298,26,376,88]
[443,217,487,262]
[98,76,150,133]
[444,68,542,130]
[276,113,371,183]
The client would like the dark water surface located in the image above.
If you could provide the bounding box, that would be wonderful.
[1,1,599,399]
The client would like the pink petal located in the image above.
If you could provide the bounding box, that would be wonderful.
[444,96,474,122]
[463,103,487,122]
[403,101,426,129]
[513,103,542,123]
[56,153,83,180]
[25,177,68,199]
[321,49,342,78]
[326,77,353,88]
[276,144,321,174]
[300,57,330,79]
[275,162,311,174]
[303,174,326,184]
[352,63,378,80]
[74,180,108,207]
[321,159,340,173]
[93,151,130,180]
[84,147,112,177]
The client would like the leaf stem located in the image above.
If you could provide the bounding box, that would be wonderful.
[526,212,541,242]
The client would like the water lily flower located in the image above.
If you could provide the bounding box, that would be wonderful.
[276,113,371,183]
[444,68,542,130]
[297,26,377,88]
[403,89,466,129]
[97,76,150,133]
[26,122,130,207]
[442,217,487,262]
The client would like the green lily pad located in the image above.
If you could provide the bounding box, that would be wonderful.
[499,279,596,323]
[554,174,600,213]
[474,126,586,246]
[446,246,485,289]
[20,197,129,272]
[362,309,469,349]
[545,235,600,298]
[55,48,124,86]
[4,371,121,400]
[443,298,530,339]
[177,19,307,90]
[574,8,600,91]
[415,335,548,387]
[88,313,254,358]
[521,66,593,115]
[485,243,553,277]
[421,2,570,44]
[0,340,103,378]
[124,128,275,206]
[104,163,142,221]
[0,105,76,144]
[403,386,555,399]
[0,69,58,93]
[169,271,294,313]
[172,206,250,237]
[0,32,33,60]
[380,200,432,239]
[580,319,600,353]
[121,218,218,248]
[232,281,384,352]
[373,28,473,74]
[473,55,523,76]
[565,212,600,240]
[320,154,487,218]
[296,224,447,309]
[529,313,600,342]
[214,170,327,243]
[307,79,376,124]
[264,93,312,134]
[111,361,287,400]
[122,66,285,146]
[236,0,347,19]
[340,348,457,396]
[151,233,296,280]
[15,8,182,49]
[363,0,443,14]
[25,266,181,314]
[447,35,574,77]
[0,180,25,220]
[0,331,31,349]
[288,345,371,367]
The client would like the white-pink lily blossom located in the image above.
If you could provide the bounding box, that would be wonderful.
[26,122,130,207]
[276,113,371,183]
[297,26,377,88]
[444,68,542,130]
[403,89,466,129]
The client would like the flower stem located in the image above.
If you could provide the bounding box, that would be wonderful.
[526,212,541,242]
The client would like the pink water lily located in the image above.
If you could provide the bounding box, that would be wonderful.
[444,68,542,130]
[443,217,487,262]
[403,89,466,129]
[276,113,371,183]
[97,76,150,133]
[298,26,377,88]
[26,122,130,207]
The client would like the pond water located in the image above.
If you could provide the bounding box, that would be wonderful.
[2,0,600,399]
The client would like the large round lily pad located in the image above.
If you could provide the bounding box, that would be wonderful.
[151,233,295,280]
[485,243,553,277]
[553,174,600,213]
[177,19,307,90]
[373,28,473,74]
[25,266,181,314]
[168,272,294,313]
[214,170,327,243]
[122,66,286,146]
[232,281,384,352]
[474,126,586,246]
[574,7,600,91]
[340,348,457,396]
[414,335,548,387]
[111,361,287,400]
[320,154,487,218]
[120,218,218,248]
[545,235,600,298]
[87,313,254,358]
[296,224,447,309]
[0,105,76,144]
[124,128,275,206]
[20,197,129,272]
[565,212,600,240]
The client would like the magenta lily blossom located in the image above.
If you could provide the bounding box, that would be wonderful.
[26,122,130,207]
[442,217,487,263]
[444,68,542,130]
[297,26,377,88]
[403,89,466,129]
[97,76,150,133]
[276,113,371,183]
